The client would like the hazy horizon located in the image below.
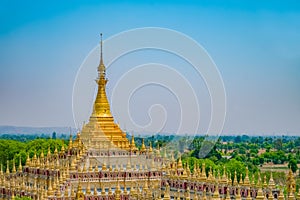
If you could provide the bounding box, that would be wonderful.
[0,125,298,137]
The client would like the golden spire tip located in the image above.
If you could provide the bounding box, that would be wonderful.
[100,33,103,65]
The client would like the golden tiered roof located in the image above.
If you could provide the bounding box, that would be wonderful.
[81,34,130,150]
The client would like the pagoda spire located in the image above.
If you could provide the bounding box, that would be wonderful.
[92,33,112,117]
[12,158,16,173]
[6,160,9,174]
[98,33,105,77]
[131,135,137,151]
[100,33,104,66]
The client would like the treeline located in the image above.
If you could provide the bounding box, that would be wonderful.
[133,134,300,174]
[2,133,300,175]
[0,138,68,172]
[132,134,300,191]
[0,132,71,142]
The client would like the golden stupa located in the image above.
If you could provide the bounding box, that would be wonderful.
[0,34,293,200]
[80,34,130,150]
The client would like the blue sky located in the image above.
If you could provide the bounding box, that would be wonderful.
[0,0,299,134]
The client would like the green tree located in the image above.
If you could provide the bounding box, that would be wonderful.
[234,136,242,143]
[259,156,264,165]
[274,138,283,150]
[191,140,217,159]
[0,138,66,172]
[225,159,246,183]
[288,158,298,173]
[52,132,57,139]
[238,146,247,154]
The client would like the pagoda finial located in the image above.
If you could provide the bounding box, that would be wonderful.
[156,143,160,155]
[61,140,65,152]
[93,185,98,196]
[269,171,275,189]
[76,179,84,199]
[131,135,137,151]
[47,178,53,196]
[12,158,16,173]
[98,33,105,77]
[163,182,171,200]
[177,153,183,169]
[25,153,30,167]
[54,145,58,155]
[100,33,103,65]
[149,141,153,153]
[201,162,206,179]
[86,178,91,194]
[6,160,9,174]
[47,146,51,158]
[212,183,220,200]
[101,183,106,195]
[68,133,73,150]
[233,170,238,186]
[244,166,250,186]
[140,138,146,152]
[40,150,44,159]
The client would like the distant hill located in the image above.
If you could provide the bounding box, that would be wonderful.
[0,126,77,136]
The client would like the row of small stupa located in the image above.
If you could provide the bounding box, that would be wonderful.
[0,133,299,200]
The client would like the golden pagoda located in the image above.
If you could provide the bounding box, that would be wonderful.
[80,33,130,150]
[0,34,291,200]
